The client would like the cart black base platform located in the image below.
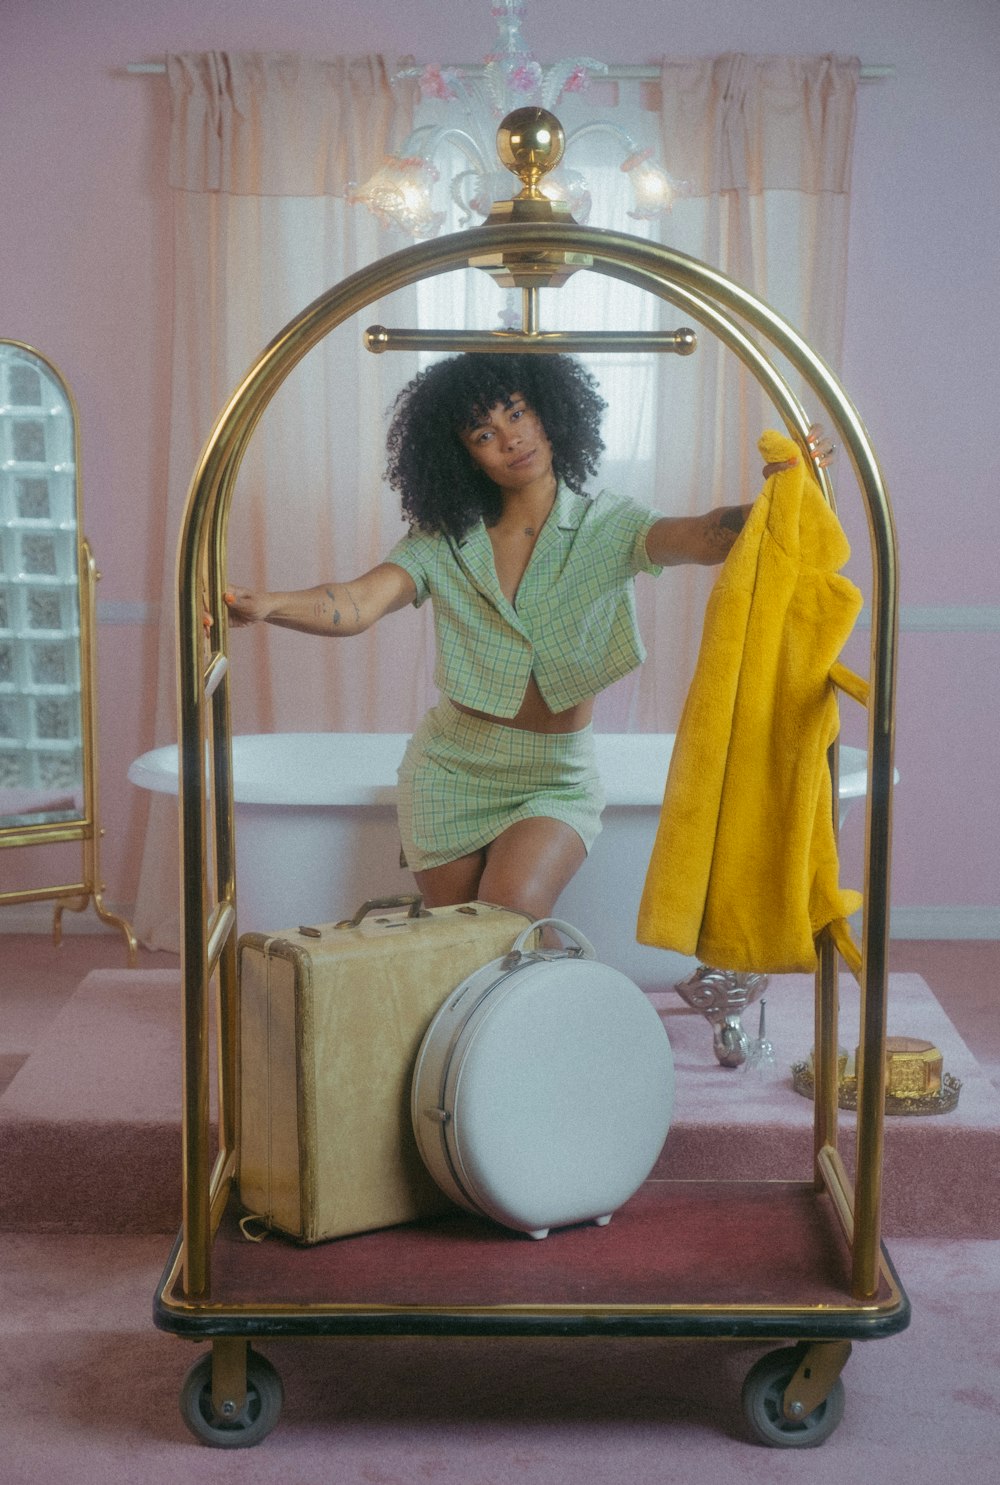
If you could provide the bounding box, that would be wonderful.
[156,1179,909,1448]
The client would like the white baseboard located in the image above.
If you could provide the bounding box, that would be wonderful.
[0,900,136,936]
[855,604,1000,632]
[3,900,997,941]
[887,906,1000,941]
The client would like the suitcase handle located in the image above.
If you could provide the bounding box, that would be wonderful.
[510,918,597,960]
[336,894,430,928]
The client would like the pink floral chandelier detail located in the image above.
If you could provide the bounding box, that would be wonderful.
[349,0,677,240]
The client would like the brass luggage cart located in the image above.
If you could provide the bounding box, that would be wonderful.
[154,111,906,1449]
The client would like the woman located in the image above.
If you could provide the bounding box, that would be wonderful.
[225,353,831,924]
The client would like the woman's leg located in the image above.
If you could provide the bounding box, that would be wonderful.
[478,816,586,922]
[411,816,586,926]
[413,848,487,908]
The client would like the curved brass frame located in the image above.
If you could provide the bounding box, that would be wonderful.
[174,221,897,1306]
[0,341,136,963]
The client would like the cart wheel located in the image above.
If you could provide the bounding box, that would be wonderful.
[741,1347,845,1448]
[179,1348,283,1448]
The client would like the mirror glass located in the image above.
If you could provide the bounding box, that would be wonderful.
[0,342,85,831]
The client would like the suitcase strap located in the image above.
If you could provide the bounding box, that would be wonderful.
[509,918,597,961]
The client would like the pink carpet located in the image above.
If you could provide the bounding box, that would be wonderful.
[650,971,1000,1237]
[1,966,996,1237]
[0,1230,997,1483]
[0,971,189,1233]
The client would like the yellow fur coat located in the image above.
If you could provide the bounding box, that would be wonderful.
[636,431,865,974]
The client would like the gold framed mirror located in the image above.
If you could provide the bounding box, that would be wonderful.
[0,339,135,961]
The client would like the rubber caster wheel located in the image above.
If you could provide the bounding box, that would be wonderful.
[741,1347,845,1448]
[179,1348,283,1448]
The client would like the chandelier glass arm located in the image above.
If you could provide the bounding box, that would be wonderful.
[402,125,491,175]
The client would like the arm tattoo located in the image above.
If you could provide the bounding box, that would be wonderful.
[709,505,748,553]
[343,584,362,626]
[325,585,361,630]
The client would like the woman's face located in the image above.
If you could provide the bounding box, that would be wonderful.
[458,394,553,490]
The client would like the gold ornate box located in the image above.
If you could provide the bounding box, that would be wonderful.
[793,1034,959,1115]
[863,1036,944,1097]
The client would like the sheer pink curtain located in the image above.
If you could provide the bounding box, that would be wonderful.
[656,53,857,360]
[611,52,860,732]
[133,52,419,947]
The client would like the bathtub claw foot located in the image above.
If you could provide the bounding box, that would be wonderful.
[674,965,769,1068]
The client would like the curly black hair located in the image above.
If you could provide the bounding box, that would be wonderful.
[384,353,606,540]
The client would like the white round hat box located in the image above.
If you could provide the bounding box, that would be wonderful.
[411,918,675,1239]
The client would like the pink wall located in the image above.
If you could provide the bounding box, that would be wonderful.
[2,0,997,935]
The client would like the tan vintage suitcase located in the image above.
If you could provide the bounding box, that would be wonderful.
[237,896,533,1243]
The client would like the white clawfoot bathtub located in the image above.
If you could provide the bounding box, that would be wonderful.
[128,733,872,988]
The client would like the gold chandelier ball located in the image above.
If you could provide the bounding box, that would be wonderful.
[496,107,566,182]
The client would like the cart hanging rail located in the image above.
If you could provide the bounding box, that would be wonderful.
[162,107,901,1449]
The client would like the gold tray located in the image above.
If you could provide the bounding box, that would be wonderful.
[790,1062,962,1116]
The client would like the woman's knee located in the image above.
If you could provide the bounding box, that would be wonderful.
[478,817,586,920]
[477,868,551,921]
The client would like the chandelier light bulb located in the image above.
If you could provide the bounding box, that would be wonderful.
[621,149,676,219]
[348,156,444,239]
[539,167,592,223]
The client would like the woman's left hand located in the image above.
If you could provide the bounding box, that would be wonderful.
[762,422,836,479]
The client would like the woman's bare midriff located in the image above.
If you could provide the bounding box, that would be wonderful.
[453,674,595,734]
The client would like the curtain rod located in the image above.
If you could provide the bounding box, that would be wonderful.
[125,60,895,80]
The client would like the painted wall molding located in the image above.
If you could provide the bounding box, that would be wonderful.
[0,901,141,937]
[96,600,159,625]
[4,901,996,940]
[99,601,1000,632]
[855,604,1000,633]
[886,906,1000,940]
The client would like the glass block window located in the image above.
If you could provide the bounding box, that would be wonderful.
[16,478,51,520]
[0,696,22,738]
[9,364,42,406]
[29,643,68,686]
[1,344,83,800]
[0,752,24,787]
[27,590,65,630]
[38,750,80,788]
[11,420,47,463]
[34,697,75,740]
[21,534,58,576]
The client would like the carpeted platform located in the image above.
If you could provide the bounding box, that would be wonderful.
[649,972,1000,1238]
[1,967,997,1238]
[0,971,190,1234]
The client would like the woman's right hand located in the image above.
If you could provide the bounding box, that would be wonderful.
[762,423,836,479]
[223,587,271,628]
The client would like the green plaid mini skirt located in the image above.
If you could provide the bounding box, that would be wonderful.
[397,700,606,872]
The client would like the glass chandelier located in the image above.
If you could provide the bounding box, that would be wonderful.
[349,0,677,239]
